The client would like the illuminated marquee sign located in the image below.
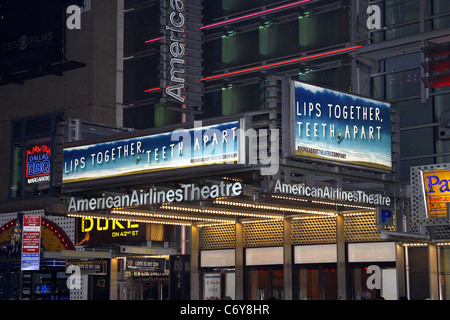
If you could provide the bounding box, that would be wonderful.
[76,217,146,246]
[126,258,165,273]
[25,144,51,184]
[421,168,450,218]
[63,121,240,183]
[292,81,392,170]
[273,180,391,206]
[68,181,243,212]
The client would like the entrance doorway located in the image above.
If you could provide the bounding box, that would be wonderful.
[142,280,169,300]
[246,267,284,300]
[351,264,397,300]
[119,278,169,300]
[296,265,338,300]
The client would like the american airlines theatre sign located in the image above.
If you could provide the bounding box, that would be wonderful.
[67,181,243,212]
[273,180,392,206]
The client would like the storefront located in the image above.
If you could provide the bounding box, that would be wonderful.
[0,210,75,300]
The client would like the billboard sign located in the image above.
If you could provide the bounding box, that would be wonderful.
[421,168,450,218]
[292,81,391,170]
[21,215,41,271]
[63,121,240,183]
[0,0,64,73]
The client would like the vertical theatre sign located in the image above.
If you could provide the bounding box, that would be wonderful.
[21,215,42,271]
[165,0,185,103]
[292,81,392,170]
[160,0,203,109]
[421,168,450,218]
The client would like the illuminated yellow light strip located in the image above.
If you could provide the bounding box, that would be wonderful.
[213,199,336,217]
[160,205,284,220]
[67,213,191,226]
[111,209,233,224]
[241,219,283,224]
[342,211,375,217]
[292,214,336,220]
[221,176,244,183]
[403,242,450,247]
[271,195,308,202]
[115,255,169,260]
[311,200,375,210]
[196,221,237,228]
[402,243,428,247]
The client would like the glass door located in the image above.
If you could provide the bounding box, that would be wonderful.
[296,265,338,300]
[142,280,169,300]
[246,267,283,300]
[351,264,397,300]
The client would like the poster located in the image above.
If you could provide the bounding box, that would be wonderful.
[203,273,221,300]
[21,215,41,271]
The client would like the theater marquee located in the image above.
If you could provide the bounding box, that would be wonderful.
[292,81,392,171]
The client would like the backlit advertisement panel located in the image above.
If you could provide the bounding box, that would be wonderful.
[21,215,41,271]
[292,81,391,170]
[63,121,240,183]
[421,168,450,218]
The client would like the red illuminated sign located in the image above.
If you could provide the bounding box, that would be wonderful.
[25,143,51,184]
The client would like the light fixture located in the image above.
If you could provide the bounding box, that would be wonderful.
[111,208,235,224]
[161,204,284,220]
[144,36,164,44]
[214,199,336,217]
[200,46,363,81]
[201,0,313,30]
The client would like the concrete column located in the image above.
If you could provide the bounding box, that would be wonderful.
[283,218,293,300]
[396,244,407,299]
[336,213,347,300]
[110,258,119,300]
[235,221,244,300]
[190,225,200,300]
[429,244,439,300]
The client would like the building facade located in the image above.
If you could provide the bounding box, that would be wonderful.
[0,0,449,300]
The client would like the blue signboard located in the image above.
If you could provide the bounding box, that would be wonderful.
[292,81,391,170]
[63,121,240,183]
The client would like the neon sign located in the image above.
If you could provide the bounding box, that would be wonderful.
[25,144,51,183]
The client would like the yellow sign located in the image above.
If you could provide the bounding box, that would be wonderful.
[421,168,450,218]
